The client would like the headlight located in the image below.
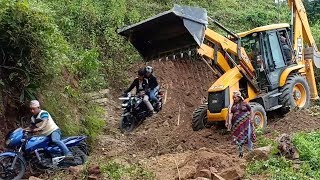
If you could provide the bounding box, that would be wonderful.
[121,103,129,108]
[5,139,11,146]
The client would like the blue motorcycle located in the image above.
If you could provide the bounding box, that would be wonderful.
[0,128,88,180]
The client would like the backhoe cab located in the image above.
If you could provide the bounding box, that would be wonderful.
[118,0,320,130]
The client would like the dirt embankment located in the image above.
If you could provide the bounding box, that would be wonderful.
[7,59,320,180]
[98,59,320,180]
[93,60,320,180]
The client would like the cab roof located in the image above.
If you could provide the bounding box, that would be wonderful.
[237,23,290,38]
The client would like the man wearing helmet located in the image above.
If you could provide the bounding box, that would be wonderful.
[144,66,159,103]
[123,68,155,114]
[24,100,73,158]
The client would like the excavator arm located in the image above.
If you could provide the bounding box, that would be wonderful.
[287,0,320,99]
[289,0,319,53]
[118,4,259,92]
[198,27,259,91]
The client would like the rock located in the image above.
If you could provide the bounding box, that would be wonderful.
[209,167,218,173]
[246,146,271,161]
[195,169,211,178]
[92,98,109,105]
[85,89,109,100]
[84,92,100,99]
[163,120,170,127]
[113,158,130,166]
[99,89,110,95]
[219,168,241,180]
[277,134,299,159]
[212,174,226,180]
[195,178,211,180]
[88,175,99,180]
[69,165,84,175]
[209,167,226,180]
[176,165,196,180]
[293,163,300,170]
[88,165,101,175]
[61,175,76,180]
[176,145,183,152]
[185,101,194,107]
[28,176,43,180]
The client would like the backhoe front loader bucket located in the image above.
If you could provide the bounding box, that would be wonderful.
[117,4,208,60]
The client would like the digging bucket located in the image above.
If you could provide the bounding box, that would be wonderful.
[117,4,208,60]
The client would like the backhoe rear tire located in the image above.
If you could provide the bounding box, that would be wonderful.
[279,74,310,113]
[249,102,267,130]
[192,104,211,131]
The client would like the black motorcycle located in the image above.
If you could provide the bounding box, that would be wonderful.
[119,90,164,133]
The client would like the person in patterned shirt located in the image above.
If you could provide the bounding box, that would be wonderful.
[25,100,73,158]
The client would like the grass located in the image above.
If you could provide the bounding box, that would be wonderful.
[246,131,320,179]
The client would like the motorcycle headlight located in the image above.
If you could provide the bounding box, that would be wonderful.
[5,139,11,146]
[122,102,129,108]
[136,99,142,104]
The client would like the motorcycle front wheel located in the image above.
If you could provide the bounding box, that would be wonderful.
[119,115,136,133]
[0,156,25,180]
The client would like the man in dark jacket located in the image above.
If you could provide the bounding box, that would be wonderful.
[124,68,154,113]
[280,36,292,63]
[144,66,159,102]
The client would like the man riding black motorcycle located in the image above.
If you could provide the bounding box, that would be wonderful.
[123,68,155,114]
[144,66,159,103]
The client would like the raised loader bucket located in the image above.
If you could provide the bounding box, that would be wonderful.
[117,4,208,60]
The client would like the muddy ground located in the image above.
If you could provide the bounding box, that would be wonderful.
[95,60,320,179]
[2,59,320,179]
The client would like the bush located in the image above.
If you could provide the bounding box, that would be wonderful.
[246,132,320,179]
[0,0,104,144]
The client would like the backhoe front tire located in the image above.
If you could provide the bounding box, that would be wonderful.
[279,74,310,113]
[192,104,210,131]
[249,102,267,130]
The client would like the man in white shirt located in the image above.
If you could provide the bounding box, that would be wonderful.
[25,100,73,158]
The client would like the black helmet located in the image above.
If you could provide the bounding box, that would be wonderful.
[138,68,145,76]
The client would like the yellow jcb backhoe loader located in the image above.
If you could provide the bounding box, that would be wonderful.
[117,0,320,130]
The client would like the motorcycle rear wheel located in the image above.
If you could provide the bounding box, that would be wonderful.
[70,146,87,165]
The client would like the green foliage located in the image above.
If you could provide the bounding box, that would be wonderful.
[0,0,106,144]
[0,0,67,102]
[80,104,105,144]
[304,0,320,24]
[100,161,155,180]
[247,131,320,179]
[246,156,318,179]
[45,0,140,88]
[293,132,320,173]
[75,49,106,92]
